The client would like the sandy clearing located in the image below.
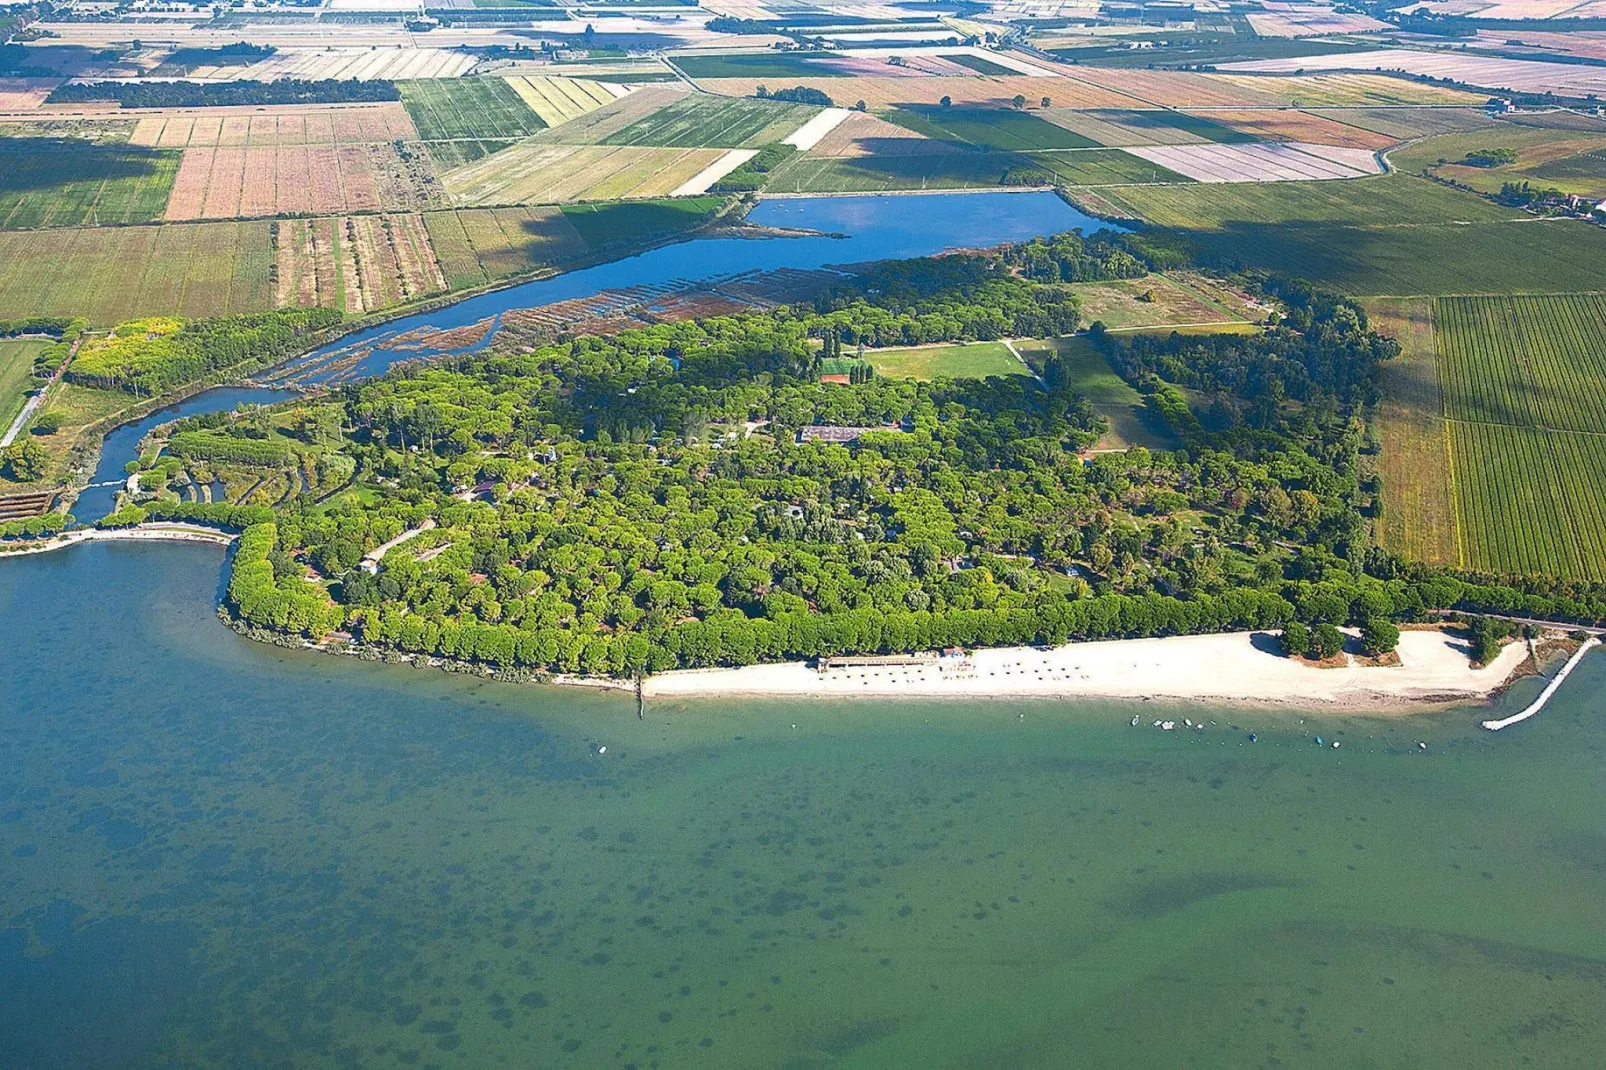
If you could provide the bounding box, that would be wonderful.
[671,148,758,196]
[784,107,853,151]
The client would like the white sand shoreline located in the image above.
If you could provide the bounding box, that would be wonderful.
[628,630,1537,714]
[0,523,236,557]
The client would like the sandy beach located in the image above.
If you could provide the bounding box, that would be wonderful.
[639,629,1535,713]
[0,524,236,557]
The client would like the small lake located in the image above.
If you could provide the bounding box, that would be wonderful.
[3,542,1605,1068]
[72,190,1105,522]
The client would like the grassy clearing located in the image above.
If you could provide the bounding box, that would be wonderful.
[1072,273,1257,331]
[887,106,1101,150]
[863,341,1024,380]
[1432,294,1606,580]
[0,138,180,229]
[1014,336,1179,450]
[398,78,546,142]
[601,96,815,149]
[1365,297,1459,566]
[0,338,46,431]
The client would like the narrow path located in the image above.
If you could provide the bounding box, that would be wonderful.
[359,517,436,572]
[1482,636,1600,731]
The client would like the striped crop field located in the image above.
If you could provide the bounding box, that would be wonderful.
[1433,294,1606,580]
[398,79,547,143]
[600,96,816,149]
[502,77,624,127]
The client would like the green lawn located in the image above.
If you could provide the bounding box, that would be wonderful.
[863,341,1025,380]
[1014,337,1180,450]
[0,338,46,432]
[398,79,546,142]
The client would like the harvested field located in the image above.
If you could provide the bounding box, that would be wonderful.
[421,206,587,289]
[0,78,58,111]
[0,138,180,228]
[1038,108,1253,147]
[543,85,691,146]
[1222,48,1606,99]
[0,219,276,323]
[502,76,626,127]
[602,95,817,149]
[1190,109,1397,150]
[1065,68,1481,108]
[127,103,419,148]
[440,142,726,205]
[275,213,444,313]
[802,111,946,157]
[1124,142,1381,182]
[164,141,438,220]
[235,46,477,83]
[696,76,1142,111]
[1366,296,1459,566]
[887,105,1099,150]
[1316,107,1496,141]
[398,78,545,143]
[1026,149,1194,185]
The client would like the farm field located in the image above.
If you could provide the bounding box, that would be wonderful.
[1390,122,1606,199]
[1013,336,1179,450]
[1188,109,1397,150]
[501,76,625,127]
[163,142,440,220]
[766,150,1017,192]
[1366,297,1459,566]
[695,76,1142,111]
[1431,294,1606,579]
[1025,149,1194,185]
[422,207,588,291]
[559,197,723,248]
[600,95,816,149]
[887,106,1100,150]
[0,220,275,323]
[542,86,692,146]
[1221,48,1606,99]
[439,142,726,205]
[1123,142,1381,182]
[0,138,179,228]
[861,341,1024,380]
[0,338,47,432]
[1315,107,1496,141]
[126,104,419,148]
[274,214,446,314]
[1057,68,1483,108]
[397,78,546,143]
[1167,218,1606,296]
[1090,174,1517,228]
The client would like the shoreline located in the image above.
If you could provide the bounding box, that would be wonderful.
[0,528,1558,719]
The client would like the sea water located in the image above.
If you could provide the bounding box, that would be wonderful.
[3,542,1604,1068]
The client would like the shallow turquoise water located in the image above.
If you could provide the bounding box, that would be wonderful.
[2,542,1605,1068]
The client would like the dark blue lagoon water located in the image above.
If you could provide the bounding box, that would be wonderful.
[4,542,1606,1068]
